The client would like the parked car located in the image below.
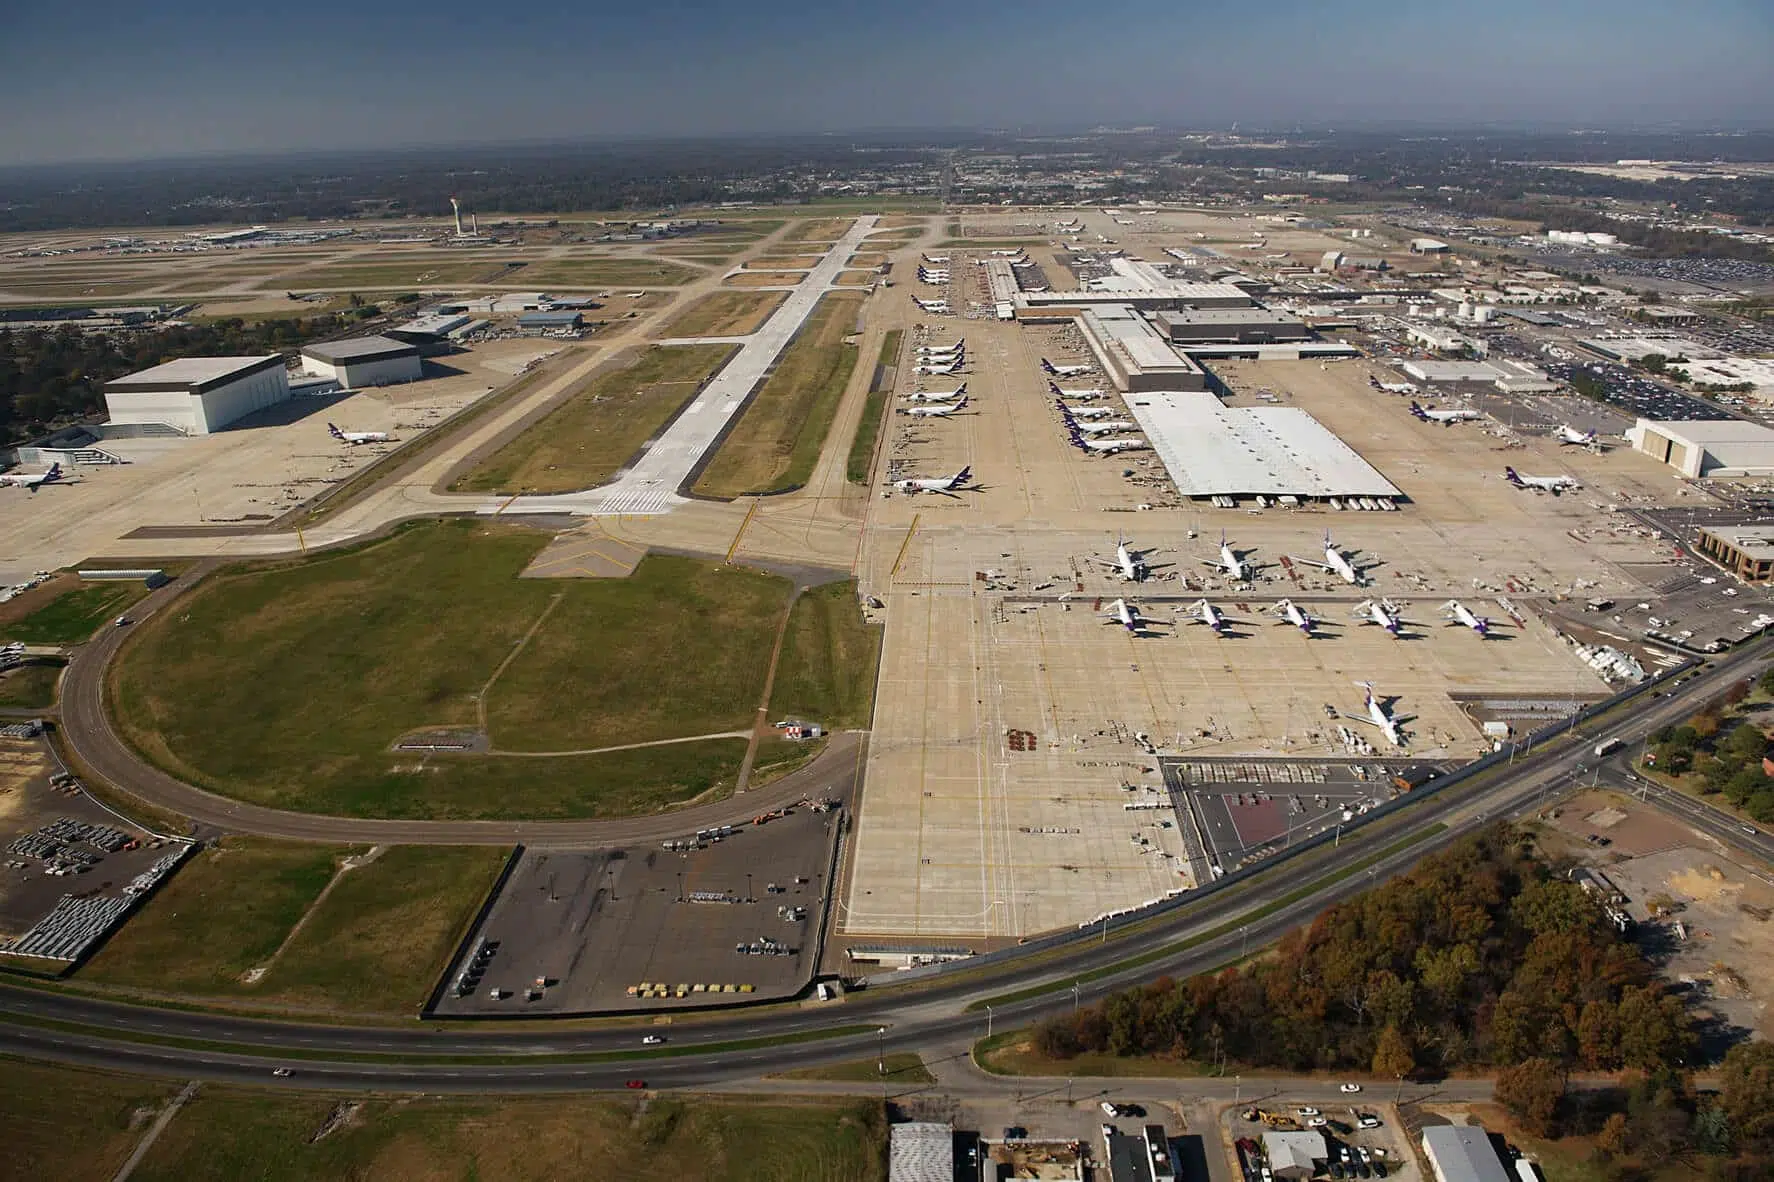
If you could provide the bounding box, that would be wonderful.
[1340,1083,1362,1093]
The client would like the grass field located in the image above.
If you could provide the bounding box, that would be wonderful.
[0,582,153,644]
[80,841,505,1012]
[846,331,901,484]
[0,660,64,708]
[0,1058,176,1181]
[745,255,821,269]
[453,344,734,494]
[725,271,804,288]
[692,293,863,498]
[972,1030,1217,1079]
[776,1052,934,1084]
[656,290,786,338]
[768,582,882,731]
[108,522,777,818]
[779,218,854,244]
[125,1091,886,1182]
[518,259,698,286]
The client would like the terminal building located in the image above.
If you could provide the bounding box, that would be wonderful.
[103,355,290,436]
[1078,304,1208,392]
[299,336,423,387]
[1153,308,1312,345]
[1628,418,1774,479]
[1122,390,1401,503]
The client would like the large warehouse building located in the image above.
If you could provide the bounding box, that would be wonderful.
[1079,304,1208,392]
[1628,418,1774,478]
[104,356,290,435]
[1122,390,1401,502]
[1421,1126,1510,1182]
[1153,308,1312,345]
[300,336,423,387]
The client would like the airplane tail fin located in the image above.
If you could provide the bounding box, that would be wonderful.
[45,463,61,479]
[953,466,971,485]
[1409,401,1425,417]
[1504,467,1522,484]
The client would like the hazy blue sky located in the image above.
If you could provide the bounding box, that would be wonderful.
[3,0,1770,162]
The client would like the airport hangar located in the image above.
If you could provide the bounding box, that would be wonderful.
[103,355,290,435]
[1627,418,1774,479]
[299,335,424,387]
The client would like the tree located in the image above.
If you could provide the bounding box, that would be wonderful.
[1496,1057,1565,1137]
[1578,999,1622,1070]
[1719,1040,1774,1147]
[1372,1024,1415,1080]
[1598,1112,1631,1157]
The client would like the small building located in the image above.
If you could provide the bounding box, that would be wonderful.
[517,310,584,334]
[1422,1125,1511,1182]
[1105,1130,1156,1182]
[1694,525,1774,582]
[1411,238,1451,254]
[386,313,473,354]
[1262,1131,1327,1181]
[300,336,423,387]
[889,1122,952,1182]
[103,355,289,436]
[1628,418,1774,479]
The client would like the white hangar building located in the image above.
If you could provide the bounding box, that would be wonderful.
[300,336,423,387]
[104,356,290,435]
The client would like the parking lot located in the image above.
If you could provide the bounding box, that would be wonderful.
[1228,1100,1417,1182]
[431,802,841,1016]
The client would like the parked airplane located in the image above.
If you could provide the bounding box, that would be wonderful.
[1077,435,1150,455]
[1200,531,1251,581]
[1409,401,1481,426]
[0,462,64,491]
[1070,417,1141,436]
[1050,382,1106,400]
[915,339,964,354]
[1091,535,1155,582]
[1554,424,1599,447]
[904,385,965,402]
[1042,359,1093,377]
[1351,598,1403,637]
[1344,682,1407,748]
[899,397,967,418]
[915,301,951,314]
[1187,598,1237,635]
[915,347,963,362]
[913,360,962,376]
[1100,598,1166,635]
[922,254,951,264]
[329,423,392,445]
[1062,404,1118,419]
[1371,378,1419,395]
[1441,599,1492,636]
[1289,531,1365,585]
[893,466,973,496]
[1504,467,1579,494]
[1272,598,1322,636]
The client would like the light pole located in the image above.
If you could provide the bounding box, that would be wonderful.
[1072,981,1080,1014]
[986,1004,994,1041]
[1239,924,1249,959]
[877,1026,887,1087]
[1394,1073,1405,1104]
[746,873,753,904]
[1234,1074,1242,1107]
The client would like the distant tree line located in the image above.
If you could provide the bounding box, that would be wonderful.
[0,309,376,443]
[1644,674,1774,822]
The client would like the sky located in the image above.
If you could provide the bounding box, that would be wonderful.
[2,0,1770,164]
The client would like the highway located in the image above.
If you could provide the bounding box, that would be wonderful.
[8,633,1770,1090]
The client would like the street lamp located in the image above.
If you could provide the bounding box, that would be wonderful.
[1072,981,1081,1014]
[986,1004,994,1041]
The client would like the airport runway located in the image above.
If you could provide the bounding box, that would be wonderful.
[485,215,879,516]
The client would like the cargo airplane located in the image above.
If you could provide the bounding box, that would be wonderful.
[1090,535,1162,582]
[1200,531,1253,581]
[1504,467,1579,494]
[1062,404,1118,419]
[1351,598,1403,637]
[1042,359,1093,378]
[892,466,973,496]
[329,423,392,445]
[1077,435,1150,455]
[1187,598,1238,635]
[914,360,962,376]
[1409,401,1481,425]
[0,462,65,491]
[1101,598,1167,635]
[1343,682,1407,748]
[1070,417,1141,436]
[1554,424,1599,447]
[1289,531,1367,586]
[905,385,965,402]
[1441,599,1494,636]
[899,397,967,418]
[1272,598,1325,636]
[1050,382,1106,400]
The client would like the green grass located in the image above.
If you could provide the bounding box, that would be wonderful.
[846,330,901,484]
[0,1057,178,1181]
[776,1052,934,1084]
[0,659,63,708]
[768,582,882,731]
[974,1032,1217,1079]
[126,1091,886,1182]
[452,344,735,494]
[108,522,779,819]
[692,293,863,498]
[0,583,150,644]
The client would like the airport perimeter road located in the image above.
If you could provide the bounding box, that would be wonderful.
[487,215,880,516]
[8,640,1770,1092]
[57,570,867,843]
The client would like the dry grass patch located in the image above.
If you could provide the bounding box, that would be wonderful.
[725,271,803,288]
[0,1059,176,1181]
[656,290,786,338]
[779,218,853,244]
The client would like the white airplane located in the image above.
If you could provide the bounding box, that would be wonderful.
[915,300,951,313]
[1091,535,1154,582]
[1188,598,1237,635]
[1201,531,1250,581]
[904,385,965,402]
[1554,424,1599,447]
[922,254,950,264]
[1062,404,1117,419]
[918,272,950,285]
[1050,382,1105,400]
[915,339,964,354]
[893,465,973,496]
[1289,531,1365,586]
[1344,682,1407,748]
[1409,401,1481,426]
[899,397,967,418]
[1272,598,1323,636]
[1078,436,1150,454]
[1441,599,1493,636]
[329,422,392,446]
[0,462,65,492]
[1352,598,1403,637]
[913,360,961,376]
[1070,418,1141,436]
[915,346,963,361]
[1372,379,1419,395]
[1042,359,1092,377]
[1100,598,1166,634]
[990,249,1024,257]
[1504,467,1579,494]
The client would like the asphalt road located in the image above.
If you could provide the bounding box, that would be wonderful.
[57,569,868,843]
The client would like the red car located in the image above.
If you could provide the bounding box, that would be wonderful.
[625,1080,646,1089]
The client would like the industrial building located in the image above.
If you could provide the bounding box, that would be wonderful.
[1016,260,1253,315]
[1693,525,1774,582]
[1627,418,1774,478]
[1421,1125,1511,1182]
[299,336,423,387]
[1411,238,1451,253]
[1402,323,1478,353]
[517,310,585,334]
[1400,359,1560,393]
[888,1122,952,1182]
[1153,308,1311,345]
[103,356,289,436]
[1122,390,1402,501]
[1078,304,1208,392]
[386,313,475,353]
[984,258,1021,319]
[1262,1131,1328,1181]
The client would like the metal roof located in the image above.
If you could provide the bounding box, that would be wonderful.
[1123,391,1401,498]
[1421,1126,1510,1182]
[106,355,281,392]
[300,335,418,363]
[889,1122,952,1182]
